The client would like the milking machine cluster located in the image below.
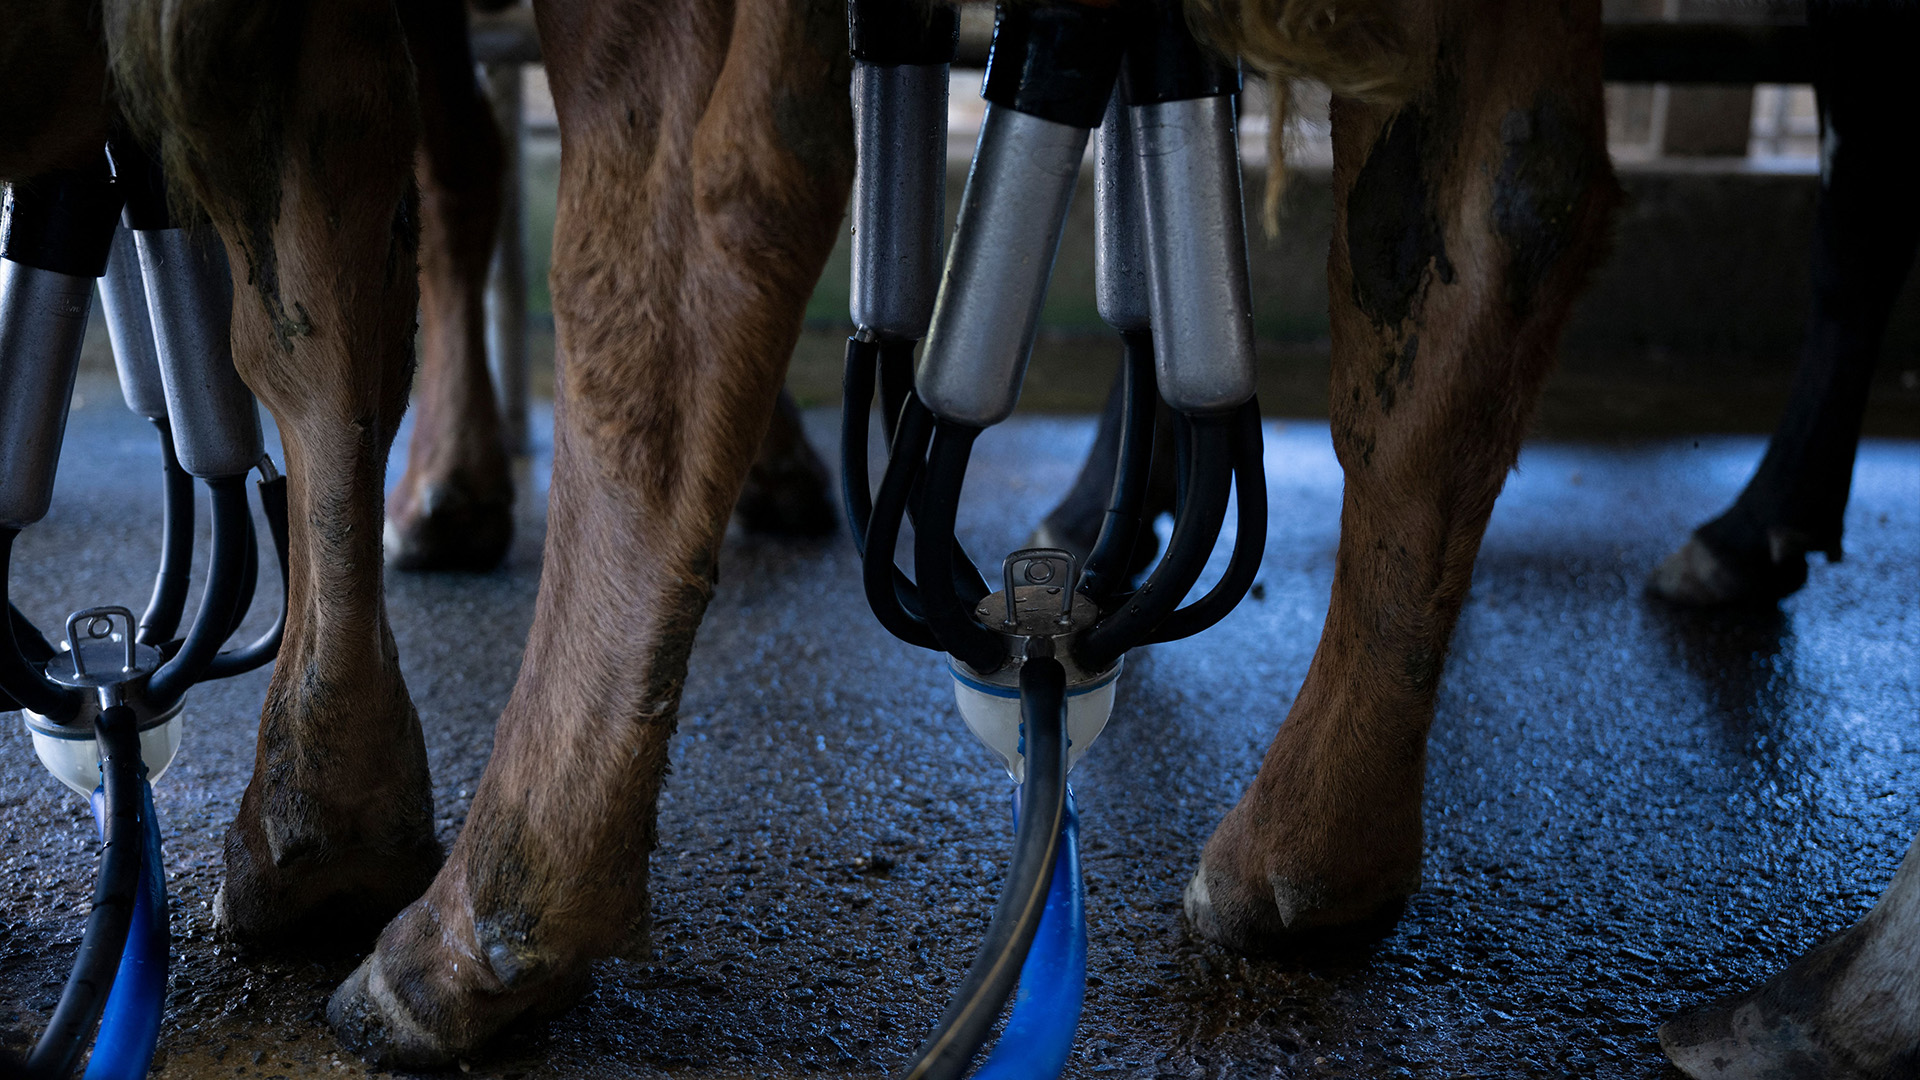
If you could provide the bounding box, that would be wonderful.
[0,142,288,1079]
[844,2,1266,1076]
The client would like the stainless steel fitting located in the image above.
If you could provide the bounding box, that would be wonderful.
[951,549,1123,780]
[917,105,1089,428]
[851,61,950,343]
[135,227,263,479]
[0,259,93,529]
[1094,92,1150,332]
[1135,95,1257,414]
[98,227,167,422]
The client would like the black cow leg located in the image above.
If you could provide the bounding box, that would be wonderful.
[1027,354,1176,577]
[1651,1,1920,606]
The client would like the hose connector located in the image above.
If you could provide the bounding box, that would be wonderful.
[949,550,1122,780]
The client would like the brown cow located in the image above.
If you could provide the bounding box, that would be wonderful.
[4,0,1911,1074]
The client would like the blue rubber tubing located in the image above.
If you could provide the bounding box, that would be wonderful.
[970,789,1086,1080]
[84,779,168,1080]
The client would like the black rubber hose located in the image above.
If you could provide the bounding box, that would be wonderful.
[863,399,943,651]
[1078,329,1159,604]
[878,339,916,449]
[147,475,250,706]
[24,704,145,1080]
[896,656,1069,1080]
[850,339,991,607]
[841,335,882,547]
[845,339,941,626]
[0,530,81,720]
[1074,416,1234,672]
[203,473,290,680]
[913,423,1008,673]
[1142,399,1266,643]
[226,505,260,643]
[136,421,195,647]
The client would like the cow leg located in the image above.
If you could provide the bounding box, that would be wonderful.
[1185,0,1616,946]
[733,387,837,538]
[385,0,516,573]
[326,0,852,1063]
[107,0,440,939]
[1650,1,1920,607]
[1662,831,1920,1079]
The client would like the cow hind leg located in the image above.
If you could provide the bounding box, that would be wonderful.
[1185,0,1616,948]
[107,0,441,940]
[733,386,837,538]
[1662,831,1920,1080]
[385,0,517,573]
[326,0,853,1063]
[1649,0,1920,607]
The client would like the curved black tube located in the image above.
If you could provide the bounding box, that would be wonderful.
[913,423,1007,673]
[1078,329,1159,604]
[877,339,916,449]
[25,705,145,1080]
[146,476,250,706]
[136,421,195,647]
[7,602,55,664]
[203,473,290,680]
[0,530,81,720]
[843,338,953,625]
[896,656,1069,1080]
[1143,399,1266,643]
[841,335,881,548]
[1074,416,1234,672]
[863,399,942,650]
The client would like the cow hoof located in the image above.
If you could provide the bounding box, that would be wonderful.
[1648,534,1808,607]
[1658,914,1912,1076]
[1184,790,1420,954]
[328,908,592,1067]
[734,455,837,538]
[386,475,514,573]
[328,954,457,1068]
[1184,858,1411,954]
[214,816,443,947]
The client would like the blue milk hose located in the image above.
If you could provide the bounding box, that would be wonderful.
[970,788,1086,1080]
[84,778,167,1080]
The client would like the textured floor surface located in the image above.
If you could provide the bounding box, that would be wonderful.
[2,371,1917,1079]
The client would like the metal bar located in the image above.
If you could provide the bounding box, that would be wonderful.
[949,20,1817,85]
[1603,23,1812,85]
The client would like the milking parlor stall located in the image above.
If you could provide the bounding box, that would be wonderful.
[3,2,1919,1079]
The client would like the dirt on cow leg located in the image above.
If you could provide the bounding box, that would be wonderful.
[326,0,854,1064]
[1662,832,1920,1080]
[106,0,441,942]
[1186,0,1618,950]
[733,387,837,538]
[386,0,516,574]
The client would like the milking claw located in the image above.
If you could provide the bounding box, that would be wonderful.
[0,138,291,1080]
[842,3,1266,1076]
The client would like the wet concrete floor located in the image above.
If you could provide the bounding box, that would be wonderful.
[3,371,1918,1078]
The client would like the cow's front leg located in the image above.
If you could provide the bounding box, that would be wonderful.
[107,0,440,939]
[1186,0,1617,947]
[327,0,853,1064]
[385,0,516,573]
[1662,831,1920,1079]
